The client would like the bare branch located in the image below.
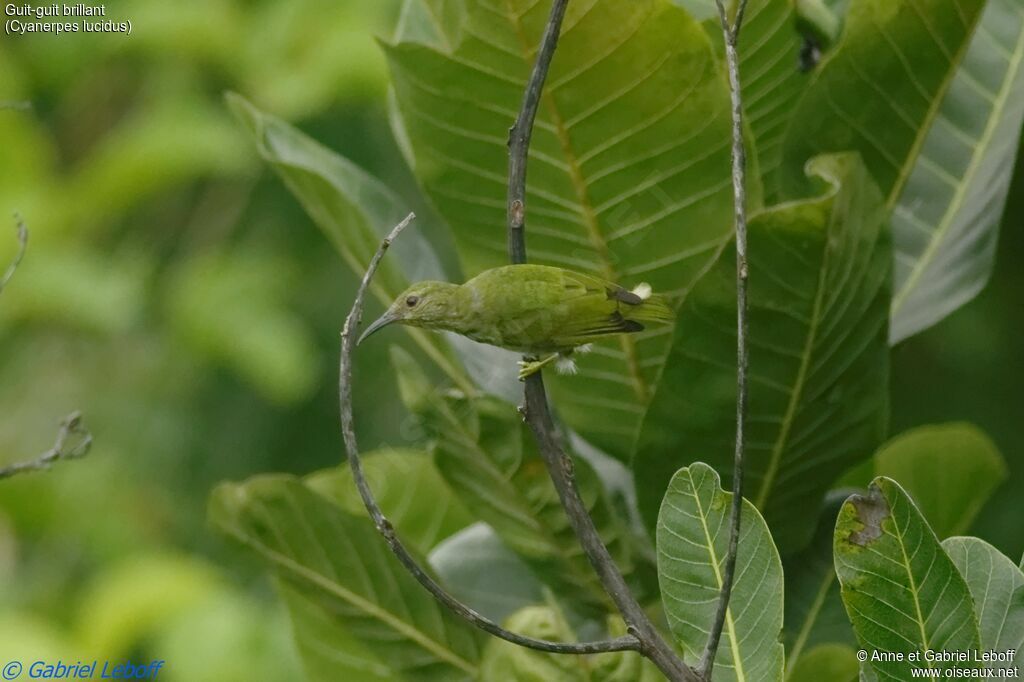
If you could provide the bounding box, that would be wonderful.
[339,213,641,656]
[1,214,28,296]
[506,2,696,680]
[0,412,92,481]
[698,1,752,678]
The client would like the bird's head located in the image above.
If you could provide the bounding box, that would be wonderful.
[358,280,459,345]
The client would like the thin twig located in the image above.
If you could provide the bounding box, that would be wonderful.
[698,1,751,679]
[0,412,92,481]
[339,213,641,656]
[0,214,28,296]
[506,2,695,681]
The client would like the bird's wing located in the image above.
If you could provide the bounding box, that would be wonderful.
[549,270,646,346]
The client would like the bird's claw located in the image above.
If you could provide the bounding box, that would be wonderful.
[517,354,558,381]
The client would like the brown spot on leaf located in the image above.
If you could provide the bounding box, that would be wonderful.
[847,485,889,546]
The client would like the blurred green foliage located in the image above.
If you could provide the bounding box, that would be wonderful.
[0,1,441,678]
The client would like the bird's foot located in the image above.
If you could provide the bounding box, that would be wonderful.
[517,354,559,380]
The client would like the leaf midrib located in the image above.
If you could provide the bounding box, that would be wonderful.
[688,470,747,681]
[892,10,1024,316]
[754,219,832,510]
[890,498,936,682]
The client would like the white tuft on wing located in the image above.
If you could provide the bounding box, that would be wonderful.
[631,283,652,300]
[575,343,593,354]
[555,355,578,375]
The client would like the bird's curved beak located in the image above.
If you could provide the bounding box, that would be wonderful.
[357,311,398,345]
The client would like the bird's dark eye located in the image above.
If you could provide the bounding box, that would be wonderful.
[405,295,420,307]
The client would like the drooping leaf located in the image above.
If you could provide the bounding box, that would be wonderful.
[890,0,1024,342]
[391,346,646,614]
[873,423,1007,538]
[209,475,484,682]
[657,462,784,681]
[779,0,986,202]
[227,93,472,389]
[428,523,544,624]
[943,537,1024,675]
[834,477,981,680]
[636,153,890,551]
[783,493,855,677]
[386,0,738,458]
[306,449,472,555]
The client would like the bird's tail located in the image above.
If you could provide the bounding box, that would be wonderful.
[627,292,674,326]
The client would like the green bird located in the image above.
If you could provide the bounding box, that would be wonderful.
[358,264,674,379]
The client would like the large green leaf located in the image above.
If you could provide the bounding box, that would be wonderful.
[890,0,1024,342]
[783,494,855,678]
[227,93,472,390]
[776,0,995,341]
[943,537,1024,675]
[657,462,784,681]
[391,346,645,614]
[834,477,981,681]
[209,475,484,682]
[873,423,1007,538]
[306,449,472,555]
[636,153,890,551]
[386,0,737,458]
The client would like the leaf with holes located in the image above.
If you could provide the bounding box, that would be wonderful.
[210,475,484,682]
[391,346,650,615]
[834,477,981,681]
[873,423,1007,539]
[386,0,738,459]
[943,537,1024,675]
[657,462,784,681]
[889,0,1024,342]
[636,153,890,552]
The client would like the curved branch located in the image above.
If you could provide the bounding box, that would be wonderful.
[339,213,641,656]
[505,2,696,681]
[698,1,752,679]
